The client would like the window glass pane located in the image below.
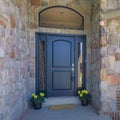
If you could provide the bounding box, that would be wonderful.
[40,41,45,90]
[39,6,84,30]
[78,42,83,88]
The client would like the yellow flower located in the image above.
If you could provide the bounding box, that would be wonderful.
[32,93,35,97]
[78,91,80,95]
[40,93,45,97]
[34,95,38,99]
[80,94,83,97]
[82,90,85,94]
[81,90,89,94]
[85,90,88,94]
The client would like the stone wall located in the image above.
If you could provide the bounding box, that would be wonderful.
[99,0,120,113]
[87,0,120,114]
[0,0,92,119]
[87,0,101,111]
[0,0,35,120]
[1,0,120,119]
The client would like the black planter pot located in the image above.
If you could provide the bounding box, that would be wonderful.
[81,99,89,106]
[33,103,42,110]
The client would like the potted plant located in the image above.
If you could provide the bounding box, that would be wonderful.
[31,92,45,109]
[77,89,91,106]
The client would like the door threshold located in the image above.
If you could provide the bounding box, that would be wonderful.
[43,96,80,107]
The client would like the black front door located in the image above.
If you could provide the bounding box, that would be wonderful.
[47,35,75,97]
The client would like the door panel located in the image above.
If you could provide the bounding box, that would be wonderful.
[53,41,71,67]
[53,71,71,90]
[47,35,75,97]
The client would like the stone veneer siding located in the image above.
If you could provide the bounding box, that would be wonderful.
[0,0,120,120]
[0,0,92,119]
[0,0,35,120]
[86,0,120,116]
[99,0,120,114]
[88,0,101,111]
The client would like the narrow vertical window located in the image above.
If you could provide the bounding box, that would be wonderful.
[78,42,83,88]
[40,41,45,90]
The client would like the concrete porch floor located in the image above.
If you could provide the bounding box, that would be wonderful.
[21,97,112,120]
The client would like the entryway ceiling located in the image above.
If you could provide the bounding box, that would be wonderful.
[39,6,84,30]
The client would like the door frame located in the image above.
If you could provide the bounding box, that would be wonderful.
[35,32,86,96]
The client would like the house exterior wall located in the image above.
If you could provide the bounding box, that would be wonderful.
[89,0,120,114]
[0,0,92,119]
[87,0,101,112]
[0,0,35,120]
[99,0,120,113]
[0,0,120,120]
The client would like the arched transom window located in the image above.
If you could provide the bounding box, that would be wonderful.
[39,6,84,30]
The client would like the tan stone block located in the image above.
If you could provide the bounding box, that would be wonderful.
[13,0,20,7]
[10,51,15,58]
[107,0,117,10]
[116,25,120,34]
[15,0,20,7]
[101,69,107,81]
[93,41,99,49]
[108,33,119,45]
[108,55,115,69]
[100,37,107,47]
[117,74,120,84]
[30,22,37,29]
[107,74,119,85]
[49,0,56,6]
[0,18,6,28]
[115,53,120,61]
[100,0,106,2]
[31,0,41,6]
[66,1,73,7]
[41,0,48,6]
[10,14,15,28]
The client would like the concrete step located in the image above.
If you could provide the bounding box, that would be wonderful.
[43,96,80,107]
